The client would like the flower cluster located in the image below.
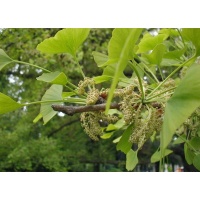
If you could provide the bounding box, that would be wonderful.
[77,77,95,95]
[86,89,100,105]
[80,111,119,141]
[129,106,163,149]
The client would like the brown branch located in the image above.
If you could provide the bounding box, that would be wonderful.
[52,103,120,116]
[51,102,162,116]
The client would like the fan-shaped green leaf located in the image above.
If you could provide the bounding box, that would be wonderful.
[182,28,200,56]
[137,33,168,53]
[161,63,200,150]
[37,71,68,85]
[92,51,108,67]
[117,124,133,154]
[184,143,195,165]
[189,137,200,151]
[151,149,173,163]
[40,85,63,124]
[105,28,143,113]
[145,43,166,65]
[126,149,138,171]
[0,92,23,114]
[193,154,200,171]
[37,28,90,57]
[0,49,13,71]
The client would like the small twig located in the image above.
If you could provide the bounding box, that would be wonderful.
[52,102,162,116]
[52,103,120,116]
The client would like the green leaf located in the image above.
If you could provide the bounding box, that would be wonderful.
[37,71,68,85]
[40,84,63,124]
[137,32,168,53]
[105,28,143,113]
[92,51,108,67]
[106,124,117,131]
[93,75,111,84]
[0,92,23,114]
[117,124,133,154]
[62,92,76,99]
[33,113,43,123]
[189,137,200,151]
[37,28,90,57]
[182,28,200,56]
[145,44,166,65]
[173,135,185,144]
[184,143,195,165]
[193,154,200,171]
[161,63,200,150]
[151,149,173,163]
[163,48,186,60]
[160,58,181,67]
[100,132,114,139]
[113,136,122,143]
[0,49,14,71]
[126,149,138,171]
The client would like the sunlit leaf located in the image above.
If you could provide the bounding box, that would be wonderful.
[92,51,108,67]
[93,75,111,84]
[117,124,133,154]
[106,28,143,113]
[100,132,114,139]
[137,32,168,53]
[145,44,166,65]
[163,48,186,60]
[37,71,68,85]
[113,136,122,143]
[150,149,173,163]
[37,28,90,57]
[0,49,14,71]
[126,149,138,171]
[0,92,23,114]
[40,85,63,124]
[161,63,200,150]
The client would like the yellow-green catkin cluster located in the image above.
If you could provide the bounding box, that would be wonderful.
[129,107,163,149]
[118,85,139,124]
[80,111,119,141]
[180,66,188,79]
[86,89,100,105]
[78,77,119,141]
[77,77,95,95]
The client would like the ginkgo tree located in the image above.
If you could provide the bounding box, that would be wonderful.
[1,28,200,171]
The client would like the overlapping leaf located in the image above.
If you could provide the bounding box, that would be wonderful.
[161,63,200,150]
[126,149,138,171]
[182,28,200,56]
[40,84,63,124]
[37,28,90,57]
[37,71,68,85]
[117,124,133,154]
[150,149,173,163]
[0,49,14,70]
[0,93,23,114]
[105,28,143,112]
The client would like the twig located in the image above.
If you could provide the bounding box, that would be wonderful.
[52,103,120,116]
[52,102,162,116]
